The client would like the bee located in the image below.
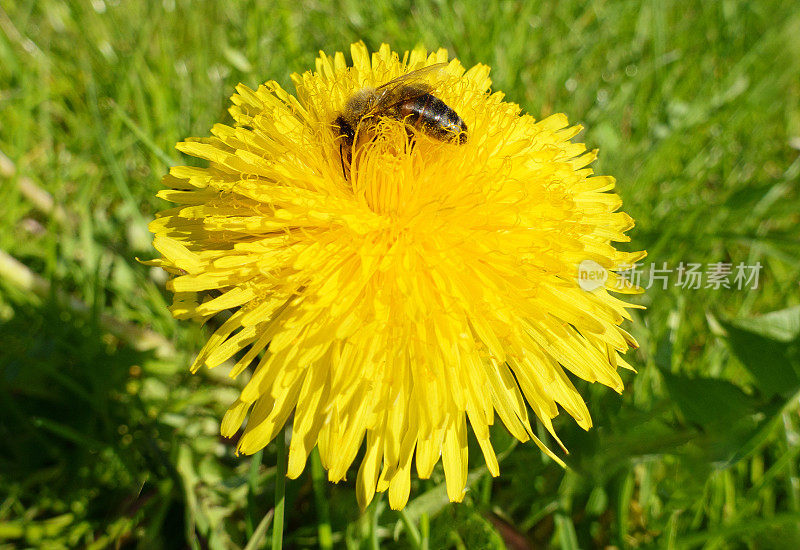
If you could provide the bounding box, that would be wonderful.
[333,63,468,177]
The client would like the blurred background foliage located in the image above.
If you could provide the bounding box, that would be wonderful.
[1,0,799,548]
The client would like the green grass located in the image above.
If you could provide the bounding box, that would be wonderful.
[2,0,800,548]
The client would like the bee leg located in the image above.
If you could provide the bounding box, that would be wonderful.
[403,125,417,151]
[339,142,347,180]
[334,115,354,181]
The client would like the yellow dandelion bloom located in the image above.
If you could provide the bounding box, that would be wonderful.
[150,42,645,510]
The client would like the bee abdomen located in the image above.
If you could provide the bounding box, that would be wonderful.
[396,94,468,144]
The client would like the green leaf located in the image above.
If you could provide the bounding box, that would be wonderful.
[721,400,785,466]
[726,305,800,342]
[720,306,800,397]
[429,506,506,550]
[661,372,757,428]
[554,513,580,550]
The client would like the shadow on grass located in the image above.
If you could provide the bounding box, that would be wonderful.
[0,297,185,547]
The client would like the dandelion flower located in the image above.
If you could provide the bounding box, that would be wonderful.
[150,42,645,510]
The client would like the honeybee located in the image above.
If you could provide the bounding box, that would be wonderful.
[333,63,468,177]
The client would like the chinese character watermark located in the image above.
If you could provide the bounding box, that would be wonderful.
[577,261,762,291]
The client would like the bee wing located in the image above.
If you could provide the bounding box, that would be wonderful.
[368,62,450,115]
